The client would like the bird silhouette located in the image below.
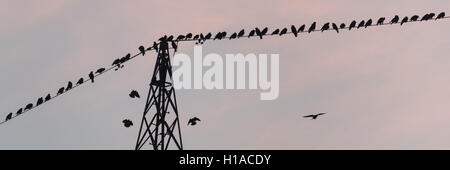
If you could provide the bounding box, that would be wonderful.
[421,14,430,21]
[25,103,33,111]
[248,30,255,38]
[391,15,399,24]
[122,119,133,128]
[112,58,122,71]
[16,108,23,115]
[193,34,199,40]
[339,23,346,29]
[188,117,201,126]
[291,25,298,37]
[176,35,185,41]
[120,53,131,65]
[96,68,105,74]
[365,19,372,28]
[89,71,94,83]
[303,113,326,120]
[255,27,263,39]
[213,32,222,40]
[349,20,356,30]
[139,46,146,56]
[271,29,280,35]
[279,28,287,36]
[308,22,316,33]
[57,87,65,95]
[45,94,51,102]
[436,12,446,20]
[428,13,436,20]
[185,33,193,40]
[357,20,365,29]
[166,35,173,41]
[377,17,385,25]
[153,42,159,52]
[261,27,268,36]
[36,97,43,106]
[205,32,212,40]
[171,41,178,52]
[76,78,84,85]
[410,15,419,22]
[237,29,245,38]
[129,90,140,98]
[230,32,237,40]
[298,24,306,32]
[400,16,409,25]
[332,23,339,33]
[66,81,73,91]
[5,113,12,121]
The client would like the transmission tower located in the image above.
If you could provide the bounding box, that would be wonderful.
[135,40,183,150]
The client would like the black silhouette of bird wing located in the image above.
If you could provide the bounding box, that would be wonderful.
[303,115,314,118]
[192,117,201,122]
[317,113,326,116]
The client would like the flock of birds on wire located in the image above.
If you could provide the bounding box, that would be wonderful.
[2,11,447,125]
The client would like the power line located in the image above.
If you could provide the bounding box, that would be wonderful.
[1,12,448,125]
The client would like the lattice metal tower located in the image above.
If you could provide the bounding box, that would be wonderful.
[135,40,183,150]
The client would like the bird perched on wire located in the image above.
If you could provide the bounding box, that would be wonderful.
[66,81,73,91]
[291,25,298,37]
[5,113,12,122]
[248,29,255,38]
[45,94,51,102]
[279,28,287,36]
[139,46,146,56]
[436,12,446,20]
[365,19,372,28]
[410,15,419,22]
[339,23,346,29]
[255,27,263,39]
[298,24,306,32]
[122,119,133,128]
[230,32,237,40]
[36,97,43,106]
[303,113,326,120]
[112,58,122,71]
[332,23,339,33]
[308,22,316,33]
[89,71,95,83]
[377,17,385,25]
[171,41,178,52]
[185,33,193,40]
[237,29,245,38]
[357,20,365,29]
[390,15,399,24]
[16,108,23,116]
[400,16,409,25]
[120,53,131,65]
[76,78,84,85]
[271,29,280,35]
[57,87,65,95]
[321,23,330,32]
[349,20,356,30]
[25,103,33,111]
[129,90,140,98]
[188,117,201,126]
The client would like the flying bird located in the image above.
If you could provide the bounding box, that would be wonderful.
[76,78,84,85]
[96,68,106,74]
[188,117,201,126]
[279,28,287,36]
[365,19,372,28]
[410,15,419,22]
[129,90,140,98]
[303,113,326,120]
[400,16,409,25]
[349,20,356,30]
[57,87,65,95]
[357,20,365,29]
[45,94,51,102]
[291,25,298,37]
[237,29,245,38]
[308,22,316,33]
[66,81,73,91]
[332,23,339,33]
[139,46,146,56]
[271,29,280,35]
[36,97,43,106]
[25,103,33,111]
[377,17,385,25]
[5,113,12,121]
[436,12,445,20]
[89,71,94,83]
[391,15,399,24]
[298,24,306,32]
[122,119,133,128]
[16,108,23,115]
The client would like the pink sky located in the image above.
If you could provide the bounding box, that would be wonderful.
[1,0,450,149]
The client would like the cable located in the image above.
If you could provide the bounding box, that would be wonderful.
[1,13,448,125]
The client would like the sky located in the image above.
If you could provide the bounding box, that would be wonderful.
[0,0,450,149]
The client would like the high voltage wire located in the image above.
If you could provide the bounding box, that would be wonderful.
[1,12,448,126]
